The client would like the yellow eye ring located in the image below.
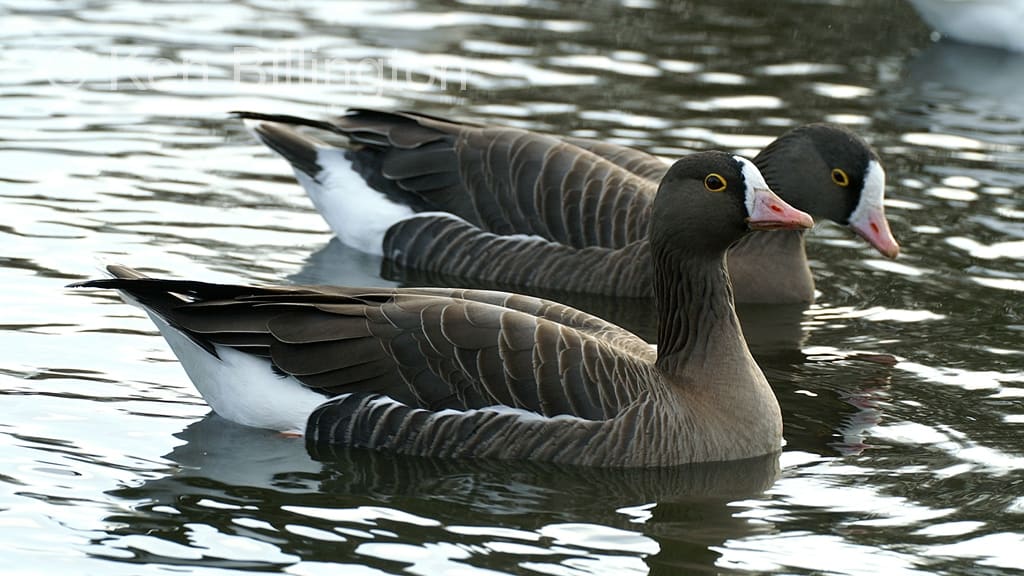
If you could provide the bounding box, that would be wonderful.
[704,173,727,192]
[831,168,850,187]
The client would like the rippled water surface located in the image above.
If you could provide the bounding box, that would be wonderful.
[2,0,1023,574]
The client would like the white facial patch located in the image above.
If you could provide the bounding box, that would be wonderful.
[733,155,771,216]
[848,159,886,228]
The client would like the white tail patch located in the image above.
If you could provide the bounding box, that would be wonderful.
[146,312,328,434]
[294,148,415,256]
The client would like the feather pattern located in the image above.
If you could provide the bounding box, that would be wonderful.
[237,110,898,304]
[383,214,653,297]
[238,109,656,249]
[384,213,814,303]
[72,152,806,466]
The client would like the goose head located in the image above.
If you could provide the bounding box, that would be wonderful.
[755,124,900,259]
[650,152,814,257]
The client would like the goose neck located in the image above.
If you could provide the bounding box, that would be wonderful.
[652,246,749,378]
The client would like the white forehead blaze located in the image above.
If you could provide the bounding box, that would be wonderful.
[733,155,770,216]
[848,159,886,227]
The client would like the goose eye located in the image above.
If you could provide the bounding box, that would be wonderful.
[831,168,850,187]
[704,173,727,192]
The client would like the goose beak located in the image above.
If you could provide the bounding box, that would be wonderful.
[746,187,814,231]
[848,159,899,258]
[850,207,900,259]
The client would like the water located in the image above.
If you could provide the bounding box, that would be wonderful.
[2,0,1023,573]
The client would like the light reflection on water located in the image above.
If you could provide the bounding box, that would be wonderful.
[1,0,1023,574]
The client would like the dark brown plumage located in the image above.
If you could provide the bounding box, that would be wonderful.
[236,108,898,303]
[71,152,811,466]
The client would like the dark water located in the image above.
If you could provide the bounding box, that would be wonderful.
[2,0,1023,574]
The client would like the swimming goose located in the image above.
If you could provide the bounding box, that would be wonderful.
[235,109,897,303]
[71,152,813,466]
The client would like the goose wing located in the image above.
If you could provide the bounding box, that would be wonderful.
[562,135,670,181]
[77,266,656,421]
[383,213,654,299]
[236,109,657,250]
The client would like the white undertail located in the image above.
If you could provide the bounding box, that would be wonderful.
[295,148,416,256]
[146,312,327,433]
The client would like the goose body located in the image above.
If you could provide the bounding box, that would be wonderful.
[237,108,898,303]
[72,152,813,466]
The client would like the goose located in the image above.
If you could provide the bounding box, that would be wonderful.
[70,152,813,466]
[906,0,1024,52]
[235,108,898,303]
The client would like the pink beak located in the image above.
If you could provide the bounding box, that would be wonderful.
[850,207,900,259]
[746,188,814,231]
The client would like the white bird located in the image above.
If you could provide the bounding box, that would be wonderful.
[907,0,1024,52]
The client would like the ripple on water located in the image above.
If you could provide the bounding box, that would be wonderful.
[2,0,1024,575]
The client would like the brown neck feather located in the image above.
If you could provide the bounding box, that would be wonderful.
[726,229,814,304]
[652,243,751,380]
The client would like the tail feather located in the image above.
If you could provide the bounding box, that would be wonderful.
[234,111,440,253]
[231,111,342,134]
[70,265,270,305]
[69,265,284,356]
[239,118,329,180]
[232,109,462,150]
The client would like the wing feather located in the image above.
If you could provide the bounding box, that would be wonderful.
[82,270,655,421]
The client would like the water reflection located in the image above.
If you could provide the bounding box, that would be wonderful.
[899,41,1024,143]
[3,0,1023,573]
[288,236,399,289]
[97,414,781,574]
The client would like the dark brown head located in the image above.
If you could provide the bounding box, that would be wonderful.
[650,152,813,257]
[754,123,899,258]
